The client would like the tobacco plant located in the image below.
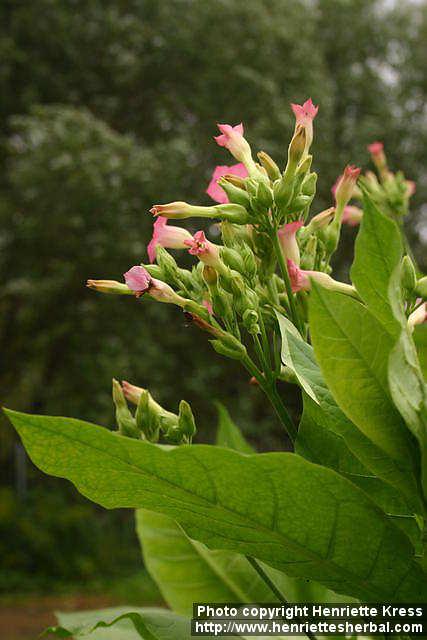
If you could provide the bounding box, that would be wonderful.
[5,99,427,639]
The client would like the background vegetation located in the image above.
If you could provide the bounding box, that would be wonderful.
[1,0,426,599]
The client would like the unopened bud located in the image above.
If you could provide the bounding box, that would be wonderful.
[305,207,335,233]
[214,203,250,224]
[295,155,312,176]
[242,309,260,334]
[211,335,247,360]
[415,276,427,299]
[112,379,139,438]
[143,264,164,279]
[257,151,281,180]
[300,236,317,270]
[401,255,417,292]
[203,265,218,285]
[178,400,197,442]
[273,175,294,209]
[86,280,133,295]
[288,125,306,168]
[155,245,180,282]
[301,172,317,197]
[256,181,274,209]
[222,173,247,189]
[221,247,245,273]
[217,178,250,208]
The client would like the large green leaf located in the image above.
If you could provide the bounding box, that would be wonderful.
[45,607,193,639]
[308,284,420,509]
[277,315,419,513]
[6,409,426,602]
[351,196,402,337]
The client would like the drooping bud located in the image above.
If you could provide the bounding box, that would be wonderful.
[147,217,193,263]
[206,163,249,204]
[86,279,134,295]
[278,221,303,266]
[112,379,139,439]
[257,151,281,180]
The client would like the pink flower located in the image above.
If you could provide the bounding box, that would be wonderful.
[291,98,319,125]
[124,266,151,296]
[184,230,221,268]
[334,165,361,209]
[290,98,318,151]
[206,163,248,204]
[367,141,384,156]
[214,123,252,165]
[278,220,303,265]
[287,259,310,292]
[406,180,416,197]
[342,206,363,227]
[121,380,144,405]
[147,216,193,262]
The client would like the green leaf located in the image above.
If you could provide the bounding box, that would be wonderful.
[6,409,426,602]
[277,316,417,513]
[45,607,192,639]
[308,284,420,509]
[351,196,402,337]
[414,325,427,379]
[387,265,427,500]
[275,312,319,403]
[215,402,254,453]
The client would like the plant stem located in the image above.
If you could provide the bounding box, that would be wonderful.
[270,229,304,334]
[246,556,317,640]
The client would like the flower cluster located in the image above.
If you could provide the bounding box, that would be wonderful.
[86,99,424,442]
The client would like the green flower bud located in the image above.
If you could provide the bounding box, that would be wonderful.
[301,172,317,197]
[112,379,140,439]
[290,194,312,212]
[300,236,317,270]
[178,400,197,442]
[295,154,313,176]
[256,181,274,209]
[143,263,165,279]
[214,203,250,224]
[401,255,417,292]
[156,245,180,282]
[135,388,161,442]
[211,335,247,360]
[242,308,260,334]
[221,247,245,273]
[415,276,427,299]
[273,175,294,209]
[217,178,251,208]
[257,151,281,180]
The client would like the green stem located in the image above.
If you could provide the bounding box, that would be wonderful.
[271,229,304,335]
[246,557,316,640]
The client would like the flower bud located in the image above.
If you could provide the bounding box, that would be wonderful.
[300,235,317,270]
[151,201,219,220]
[135,388,161,442]
[143,264,165,279]
[203,265,218,285]
[112,379,140,439]
[287,125,306,169]
[178,400,197,443]
[86,280,133,295]
[221,173,247,189]
[147,217,193,262]
[295,154,312,176]
[334,165,361,211]
[401,256,417,293]
[257,151,281,180]
[211,335,247,361]
[273,175,293,210]
[217,178,251,208]
[304,207,335,233]
[367,141,387,174]
[291,98,318,153]
[155,245,181,282]
[242,309,260,335]
[214,203,250,224]
[341,206,363,227]
[220,221,252,248]
[408,303,427,331]
[256,181,274,210]
[415,276,427,299]
[301,172,317,197]
[221,247,245,273]
[287,259,358,298]
[290,194,312,212]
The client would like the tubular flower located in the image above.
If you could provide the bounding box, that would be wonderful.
[334,165,361,210]
[86,279,133,295]
[124,265,186,306]
[290,98,318,151]
[206,163,248,204]
[368,141,387,174]
[342,206,363,227]
[150,202,216,220]
[147,216,193,263]
[214,123,257,174]
[184,230,221,268]
[278,220,303,266]
[287,259,358,298]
